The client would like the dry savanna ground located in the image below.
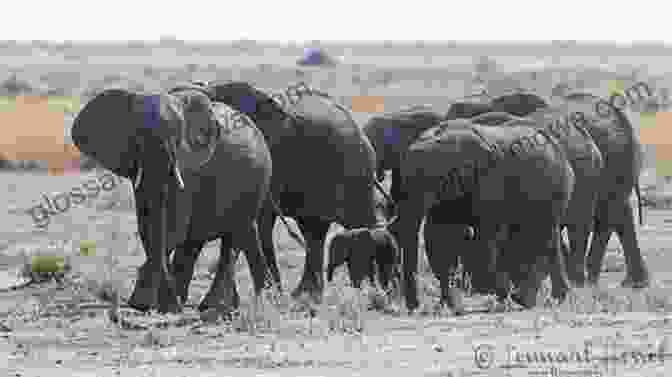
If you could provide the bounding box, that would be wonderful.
[0,41,671,377]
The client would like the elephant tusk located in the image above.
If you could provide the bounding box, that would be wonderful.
[173,164,185,190]
[134,166,143,190]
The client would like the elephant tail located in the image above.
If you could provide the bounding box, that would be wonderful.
[635,181,644,226]
[267,194,307,251]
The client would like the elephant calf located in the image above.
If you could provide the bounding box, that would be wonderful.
[327,228,401,292]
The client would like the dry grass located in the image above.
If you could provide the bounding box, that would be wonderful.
[1,43,671,375]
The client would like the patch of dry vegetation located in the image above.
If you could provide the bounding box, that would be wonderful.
[1,42,672,374]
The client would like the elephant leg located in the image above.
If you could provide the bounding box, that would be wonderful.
[238,220,272,295]
[167,240,206,304]
[510,229,552,309]
[424,221,465,314]
[199,236,240,313]
[513,225,570,309]
[506,224,547,309]
[129,183,181,314]
[586,218,613,285]
[376,246,400,294]
[367,258,377,287]
[344,259,368,289]
[259,202,281,289]
[391,168,404,201]
[475,223,510,300]
[463,241,489,295]
[565,222,591,286]
[395,206,424,312]
[549,227,571,302]
[291,216,331,305]
[612,200,651,288]
[513,255,548,309]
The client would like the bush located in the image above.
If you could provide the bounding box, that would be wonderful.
[0,74,35,96]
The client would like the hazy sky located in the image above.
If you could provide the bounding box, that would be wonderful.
[3,0,667,43]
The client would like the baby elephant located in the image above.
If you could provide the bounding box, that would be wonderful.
[327,228,401,291]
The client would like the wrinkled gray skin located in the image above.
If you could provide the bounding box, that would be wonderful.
[472,92,650,289]
[326,228,401,291]
[468,108,604,288]
[364,106,445,197]
[393,119,574,313]
[71,87,273,313]
[364,106,491,293]
[167,81,397,310]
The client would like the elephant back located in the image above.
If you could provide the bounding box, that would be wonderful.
[562,91,643,203]
[519,107,601,162]
[561,91,641,156]
[490,91,550,116]
[469,111,525,126]
[470,121,556,160]
[202,81,289,126]
[364,107,444,165]
[445,101,493,120]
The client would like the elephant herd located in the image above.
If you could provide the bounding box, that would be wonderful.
[70,81,651,317]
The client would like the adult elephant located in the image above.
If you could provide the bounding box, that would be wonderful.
[393,118,574,312]
[168,81,397,308]
[364,105,483,292]
[468,108,604,287]
[71,87,274,313]
[486,92,650,288]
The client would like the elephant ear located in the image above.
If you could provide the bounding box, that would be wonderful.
[71,89,142,179]
[166,90,223,174]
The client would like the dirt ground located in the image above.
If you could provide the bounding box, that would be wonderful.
[1,42,671,376]
[0,171,670,377]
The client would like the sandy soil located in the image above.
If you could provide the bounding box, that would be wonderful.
[0,43,671,376]
[0,171,670,377]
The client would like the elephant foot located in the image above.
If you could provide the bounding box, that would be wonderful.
[620,273,651,289]
[128,288,155,313]
[157,276,183,314]
[172,260,195,305]
[128,263,160,312]
[512,282,539,310]
[511,291,536,309]
[291,274,323,306]
[171,259,197,304]
[404,293,420,313]
[443,287,465,316]
[198,282,240,314]
[551,285,569,303]
[586,272,600,286]
[567,269,587,288]
[380,301,402,316]
[470,274,497,296]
